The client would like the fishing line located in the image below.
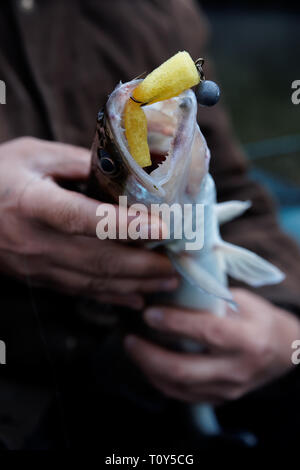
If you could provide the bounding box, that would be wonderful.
[23,257,71,449]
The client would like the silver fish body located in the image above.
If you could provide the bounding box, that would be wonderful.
[88,79,285,436]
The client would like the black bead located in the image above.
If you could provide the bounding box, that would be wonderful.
[195,80,220,107]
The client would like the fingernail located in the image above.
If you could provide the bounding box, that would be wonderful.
[124,335,137,350]
[144,308,163,326]
[160,278,179,291]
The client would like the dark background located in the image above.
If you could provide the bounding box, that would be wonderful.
[200,2,300,240]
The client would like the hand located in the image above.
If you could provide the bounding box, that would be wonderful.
[125,288,300,403]
[0,137,177,309]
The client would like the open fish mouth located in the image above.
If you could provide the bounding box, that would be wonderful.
[88,74,285,306]
[89,80,206,205]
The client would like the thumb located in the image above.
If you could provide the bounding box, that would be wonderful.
[42,141,91,180]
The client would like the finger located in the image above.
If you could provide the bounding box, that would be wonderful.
[81,274,178,295]
[26,140,167,239]
[35,140,91,180]
[48,235,175,278]
[30,266,146,310]
[231,287,273,318]
[33,264,178,297]
[124,335,228,384]
[149,377,224,405]
[143,306,246,351]
[93,293,145,310]
[151,376,239,403]
[112,277,178,294]
[24,178,166,239]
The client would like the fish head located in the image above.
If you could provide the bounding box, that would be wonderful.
[89,80,210,206]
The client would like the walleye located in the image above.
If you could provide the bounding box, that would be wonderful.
[88,81,284,315]
[87,54,284,436]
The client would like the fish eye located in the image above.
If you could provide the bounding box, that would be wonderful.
[97,149,118,175]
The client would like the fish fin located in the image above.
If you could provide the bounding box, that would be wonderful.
[168,251,235,304]
[215,241,285,287]
[215,201,252,225]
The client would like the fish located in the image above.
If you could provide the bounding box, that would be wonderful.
[87,78,285,436]
[88,79,284,306]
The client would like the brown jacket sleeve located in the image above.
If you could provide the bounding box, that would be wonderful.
[172,0,300,313]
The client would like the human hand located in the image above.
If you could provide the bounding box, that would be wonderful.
[0,137,177,309]
[125,288,300,402]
